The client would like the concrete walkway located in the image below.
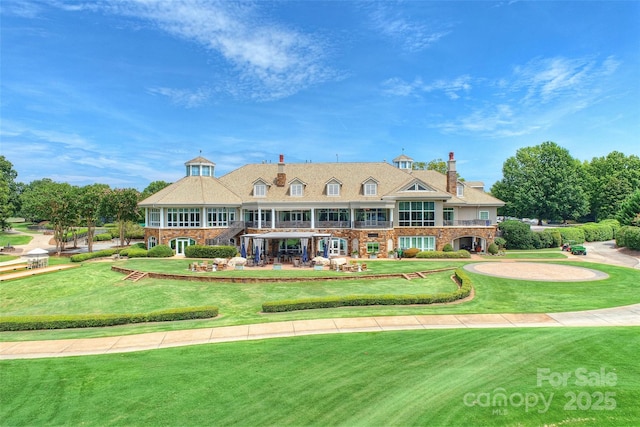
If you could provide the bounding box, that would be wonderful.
[1,304,638,360]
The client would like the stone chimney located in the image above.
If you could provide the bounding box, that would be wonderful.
[446,152,457,194]
[276,154,286,187]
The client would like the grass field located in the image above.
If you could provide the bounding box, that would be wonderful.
[1,259,639,342]
[1,328,638,426]
[0,232,32,246]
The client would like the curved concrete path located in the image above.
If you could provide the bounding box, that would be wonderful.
[1,304,638,360]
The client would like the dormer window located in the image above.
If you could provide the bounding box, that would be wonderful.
[364,182,377,196]
[290,183,303,197]
[254,182,267,197]
[363,178,378,196]
[327,182,340,196]
[457,183,464,197]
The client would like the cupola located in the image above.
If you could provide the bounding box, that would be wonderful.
[185,156,215,177]
[392,153,414,170]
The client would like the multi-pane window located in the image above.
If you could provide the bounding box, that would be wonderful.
[406,183,428,191]
[317,209,349,222]
[366,242,379,254]
[443,207,454,224]
[398,201,435,226]
[207,208,235,227]
[457,184,464,197]
[191,165,200,176]
[327,182,340,196]
[479,211,489,221]
[399,236,435,251]
[201,165,211,176]
[254,184,266,197]
[148,208,161,227]
[364,182,377,196]
[147,236,157,249]
[166,208,200,227]
[290,183,303,197]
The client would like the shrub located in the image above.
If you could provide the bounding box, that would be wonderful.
[130,242,146,250]
[616,226,640,250]
[262,268,472,312]
[599,219,621,237]
[121,248,148,258]
[581,222,614,242]
[442,243,454,252]
[94,233,112,241]
[415,250,470,259]
[498,220,534,249]
[402,248,420,258]
[0,306,219,331]
[487,243,499,255]
[184,245,237,259]
[534,231,554,249]
[147,244,174,258]
[70,249,119,262]
[550,227,585,244]
[493,237,507,249]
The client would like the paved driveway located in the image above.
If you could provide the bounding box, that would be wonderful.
[583,240,640,269]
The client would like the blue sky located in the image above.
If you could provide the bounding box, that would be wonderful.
[1,1,639,191]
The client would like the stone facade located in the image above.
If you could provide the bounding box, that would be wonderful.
[146,225,497,257]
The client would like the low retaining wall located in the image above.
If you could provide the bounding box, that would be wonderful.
[110,265,456,283]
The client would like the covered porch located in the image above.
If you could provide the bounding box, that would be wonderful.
[240,232,332,266]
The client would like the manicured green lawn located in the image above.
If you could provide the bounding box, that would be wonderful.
[0,232,32,246]
[1,260,639,341]
[480,251,569,259]
[1,328,638,426]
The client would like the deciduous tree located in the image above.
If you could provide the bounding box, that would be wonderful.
[101,188,140,247]
[491,142,589,224]
[582,152,640,221]
[20,180,77,254]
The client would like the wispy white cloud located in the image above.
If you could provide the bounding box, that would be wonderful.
[98,0,339,101]
[431,55,622,138]
[382,75,472,99]
[366,3,450,52]
[511,56,620,104]
[147,86,213,108]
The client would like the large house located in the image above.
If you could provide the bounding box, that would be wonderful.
[139,152,504,258]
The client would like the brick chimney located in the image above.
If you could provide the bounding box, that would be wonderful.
[276,154,286,187]
[446,152,457,194]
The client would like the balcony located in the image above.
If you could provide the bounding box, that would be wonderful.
[275,220,312,228]
[315,220,351,229]
[353,220,392,229]
[444,220,493,227]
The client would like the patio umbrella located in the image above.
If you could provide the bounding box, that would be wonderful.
[323,237,329,258]
[240,240,246,258]
[254,245,260,264]
[300,237,309,263]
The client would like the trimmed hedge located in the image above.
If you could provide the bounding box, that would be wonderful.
[148,244,174,258]
[184,245,237,258]
[0,306,219,331]
[94,233,112,241]
[581,222,615,242]
[415,250,471,259]
[262,268,472,313]
[119,248,148,258]
[70,249,119,262]
[402,248,420,258]
[616,226,640,250]
[550,227,585,244]
[442,243,454,252]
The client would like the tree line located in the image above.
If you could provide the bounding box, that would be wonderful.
[490,142,640,226]
[0,156,170,254]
